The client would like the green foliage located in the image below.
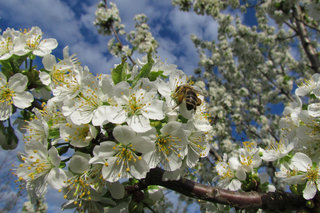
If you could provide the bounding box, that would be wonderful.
[0,122,18,150]
[131,51,154,87]
[111,57,128,84]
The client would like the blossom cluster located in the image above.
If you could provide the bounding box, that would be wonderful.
[0,27,57,121]
[94,1,124,36]
[127,14,159,54]
[212,73,320,201]
[0,26,212,211]
[94,1,158,58]
[275,73,320,200]
[214,140,276,193]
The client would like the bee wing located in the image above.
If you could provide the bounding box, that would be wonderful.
[190,85,205,97]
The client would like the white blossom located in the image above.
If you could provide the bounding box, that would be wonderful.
[104,80,164,132]
[0,72,33,120]
[14,26,58,57]
[16,141,67,195]
[89,125,154,182]
[144,121,188,171]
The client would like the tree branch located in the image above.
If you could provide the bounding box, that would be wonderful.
[136,168,305,211]
[293,5,320,73]
[209,148,222,161]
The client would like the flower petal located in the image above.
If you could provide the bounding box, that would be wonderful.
[13,92,33,109]
[0,72,7,85]
[47,168,67,190]
[129,158,149,179]
[131,136,155,154]
[303,181,317,200]
[229,179,242,191]
[127,115,151,133]
[42,54,56,71]
[39,71,51,86]
[70,110,93,125]
[8,73,27,92]
[105,106,127,124]
[92,141,117,158]
[308,103,320,117]
[92,106,110,126]
[48,146,60,167]
[113,125,136,144]
[0,102,12,121]
[291,152,312,172]
[69,152,90,174]
[142,99,164,120]
[107,182,125,199]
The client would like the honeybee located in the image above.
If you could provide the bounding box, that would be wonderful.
[172,84,202,111]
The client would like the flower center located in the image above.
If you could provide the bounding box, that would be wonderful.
[18,153,52,181]
[114,144,141,166]
[112,143,142,177]
[127,93,146,115]
[0,37,13,55]
[157,136,171,154]
[64,174,93,209]
[243,141,256,153]
[240,154,253,166]
[26,34,42,50]
[306,166,319,182]
[266,140,284,153]
[189,133,207,153]
[156,135,182,159]
[0,85,14,104]
[217,163,233,179]
[74,124,90,141]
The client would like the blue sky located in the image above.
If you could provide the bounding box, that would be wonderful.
[0,0,221,212]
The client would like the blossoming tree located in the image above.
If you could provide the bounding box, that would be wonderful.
[0,0,320,212]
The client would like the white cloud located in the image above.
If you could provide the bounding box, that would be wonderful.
[0,0,82,43]
[159,8,218,74]
[0,0,219,75]
[71,41,119,75]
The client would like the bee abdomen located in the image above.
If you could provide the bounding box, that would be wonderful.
[186,90,198,110]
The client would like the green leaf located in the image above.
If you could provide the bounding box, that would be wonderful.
[57,146,69,156]
[0,122,18,150]
[59,161,66,169]
[1,55,29,77]
[0,60,14,77]
[132,51,154,87]
[147,185,159,190]
[129,200,143,213]
[142,198,154,206]
[283,75,291,83]
[149,70,166,81]
[48,128,60,139]
[111,57,127,84]
[274,2,281,9]
[178,114,188,123]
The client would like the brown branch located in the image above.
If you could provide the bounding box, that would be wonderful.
[293,15,320,33]
[293,5,320,73]
[209,148,222,161]
[135,167,305,211]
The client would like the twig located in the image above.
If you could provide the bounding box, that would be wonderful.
[209,148,222,161]
[103,0,135,65]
